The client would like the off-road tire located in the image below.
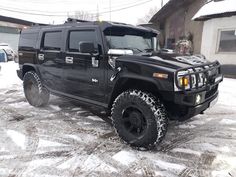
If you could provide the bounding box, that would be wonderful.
[23,71,50,107]
[111,90,168,149]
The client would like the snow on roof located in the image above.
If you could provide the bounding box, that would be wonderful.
[192,0,236,21]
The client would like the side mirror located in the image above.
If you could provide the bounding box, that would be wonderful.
[79,42,95,54]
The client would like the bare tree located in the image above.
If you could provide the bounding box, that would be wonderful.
[68,11,96,21]
[137,6,159,24]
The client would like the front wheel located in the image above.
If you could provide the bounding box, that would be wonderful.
[23,71,50,107]
[111,90,168,149]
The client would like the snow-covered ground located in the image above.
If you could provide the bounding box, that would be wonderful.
[0,62,236,177]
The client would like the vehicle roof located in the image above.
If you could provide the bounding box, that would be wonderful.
[22,21,158,34]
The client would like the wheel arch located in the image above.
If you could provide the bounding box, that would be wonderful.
[22,64,38,77]
[108,76,162,110]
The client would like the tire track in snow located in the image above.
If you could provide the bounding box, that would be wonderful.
[7,126,39,177]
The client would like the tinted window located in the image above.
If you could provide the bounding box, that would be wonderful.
[218,30,236,53]
[19,33,38,48]
[43,31,62,50]
[69,30,97,52]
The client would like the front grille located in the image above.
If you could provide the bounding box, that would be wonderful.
[205,86,218,99]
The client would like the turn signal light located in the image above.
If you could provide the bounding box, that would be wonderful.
[179,77,189,87]
[153,73,168,79]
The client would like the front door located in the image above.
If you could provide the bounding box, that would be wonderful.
[63,28,105,104]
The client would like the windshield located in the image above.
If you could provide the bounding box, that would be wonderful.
[104,27,157,53]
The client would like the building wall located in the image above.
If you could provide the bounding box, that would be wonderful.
[161,0,206,53]
[184,0,205,54]
[201,16,236,65]
[0,22,24,52]
[0,32,20,51]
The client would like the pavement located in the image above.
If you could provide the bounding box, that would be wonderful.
[0,62,236,177]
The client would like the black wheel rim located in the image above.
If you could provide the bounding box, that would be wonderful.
[122,106,147,137]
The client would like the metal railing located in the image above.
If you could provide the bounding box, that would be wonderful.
[175,61,221,91]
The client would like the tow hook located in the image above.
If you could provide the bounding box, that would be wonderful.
[110,67,121,82]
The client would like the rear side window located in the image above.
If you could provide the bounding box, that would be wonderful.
[68,30,97,52]
[43,31,62,50]
[19,32,38,49]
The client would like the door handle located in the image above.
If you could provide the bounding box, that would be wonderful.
[65,57,73,64]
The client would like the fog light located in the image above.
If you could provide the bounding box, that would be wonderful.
[196,94,201,104]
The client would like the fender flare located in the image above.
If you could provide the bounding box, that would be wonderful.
[108,73,162,108]
[113,73,162,91]
[22,63,41,78]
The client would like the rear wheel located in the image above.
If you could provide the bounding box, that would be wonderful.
[111,90,168,149]
[23,71,50,107]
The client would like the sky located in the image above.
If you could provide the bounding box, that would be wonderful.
[0,0,169,25]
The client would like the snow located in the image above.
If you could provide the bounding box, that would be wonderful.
[0,155,17,160]
[66,134,82,142]
[171,148,201,156]
[0,147,8,152]
[112,150,138,166]
[71,107,81,111]
[191,142,232,154]
[87,115,104,122]
[6,130,26,150]
[38,139,67,148]
[212,155,236,177]
[220,119,236,125]
[49,105,62,111]
[193,0,236,20]
[57,155,83,170]
[153,160,186,174]
[188,119,206,125]
[26,158,65,171]
[0,168,10,176]
[9,101,30,108]
[178,124,196,129]
[0,61,21,89]
[0,62,236,176]
[81,155,118,173]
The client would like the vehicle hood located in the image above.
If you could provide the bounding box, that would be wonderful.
[116,52,208,70]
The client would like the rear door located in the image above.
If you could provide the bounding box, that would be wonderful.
[37,30,65,92]
[63,27,106,104]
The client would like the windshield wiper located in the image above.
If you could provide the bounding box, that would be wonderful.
[144,48,154,52]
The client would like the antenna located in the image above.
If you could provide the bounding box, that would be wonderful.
[109,0,112,45]
[96,3,100,21]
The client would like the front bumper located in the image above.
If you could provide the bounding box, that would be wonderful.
[161,75,222,121]
[179,90,218,120]
[165,61,223,120]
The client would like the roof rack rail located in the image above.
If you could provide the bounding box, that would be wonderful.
[65,18,90,23]
[32,23,48,26]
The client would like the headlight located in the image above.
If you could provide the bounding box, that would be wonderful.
[177,71,190,89]
[198,73,205,87]
[176,68,207,91]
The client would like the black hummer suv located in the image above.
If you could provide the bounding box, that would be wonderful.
[17,19,223,148]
